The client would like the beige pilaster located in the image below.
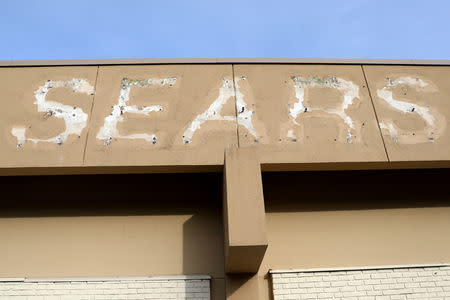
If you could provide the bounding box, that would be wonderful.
[223,146,268,274]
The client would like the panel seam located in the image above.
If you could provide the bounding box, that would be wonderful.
[231,64,240,147]
[361,65,390,162]
[82,65,100,165]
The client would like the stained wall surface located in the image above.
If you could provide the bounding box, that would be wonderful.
[0,67,97,168]
[1,64,449,173]
[233,64,387,164]
[363,65,450,162]
[85,65,238,167]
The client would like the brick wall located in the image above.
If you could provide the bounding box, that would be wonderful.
[0,275,210,300]
[271,264,450,299]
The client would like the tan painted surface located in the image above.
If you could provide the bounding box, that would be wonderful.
[211,278,226,300]
[1,64,450,174]
[0,215,223,276]
[256,208,450,299]
[364,65,450,162]
[84,65,237,167]
[223,169,450,298]
[253,170,450,299]
[0,174,224,287]
[263,208,450,269]
[225,274,260,300]
[0,66,97,168]
[233,64,387,165]
[223,147,267,273]
[0,170,449,299]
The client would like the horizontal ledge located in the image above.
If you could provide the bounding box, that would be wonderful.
[260,160,450,172]
[0,165,222,176]
[1,58,450,67]
[0,275,211,282]
[0,278,25,282]
[1,160,450,176]
[270,263,450,274]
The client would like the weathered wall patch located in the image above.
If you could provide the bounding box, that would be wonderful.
[83,65,239,166]
[233,64,387,164]
[3,64,450,168]
[364,65,450,162]
[96,77,176,145]
[182,77,258,144]
[288,76,360,143]
[11,79,94,147]
[376,76,446,144]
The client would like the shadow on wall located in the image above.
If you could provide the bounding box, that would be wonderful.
[0,173,225,291]
[0,173,222,218]
[263,168,450,213]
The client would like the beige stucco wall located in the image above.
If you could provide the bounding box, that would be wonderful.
[0,173,225,299]
[0,214,223,278]
[1,61,450,299]
[231,202,450,300]
[0,170,449,300]
[242,169,450,300]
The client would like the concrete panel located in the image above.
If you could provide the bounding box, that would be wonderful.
[0,67,97,168]
[233,64,387,166]
[84,65,237,167]
[363,65,450,162]
[223,147,267,273]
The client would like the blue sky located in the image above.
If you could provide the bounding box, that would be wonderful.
[1,0,449,60]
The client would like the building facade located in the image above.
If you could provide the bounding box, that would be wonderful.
[0,59,449,299]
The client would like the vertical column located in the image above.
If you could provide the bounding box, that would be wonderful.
[226,274,260,300]
[223,146,268,274]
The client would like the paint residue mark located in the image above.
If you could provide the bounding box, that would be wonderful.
[289,76,360,143]
[376,76,444,144]
[11,79,94,148]
[182,77,257,144]
[96,77,176,145]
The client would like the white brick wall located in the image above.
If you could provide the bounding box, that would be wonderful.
[0,275,210,300]
[271,264,450,300]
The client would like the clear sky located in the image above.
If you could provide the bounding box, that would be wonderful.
[1,0,449,60]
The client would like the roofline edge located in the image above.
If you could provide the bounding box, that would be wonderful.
[1,58,450,67]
